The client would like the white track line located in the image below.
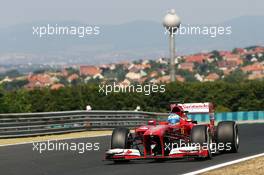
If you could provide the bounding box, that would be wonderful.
[183,152,264,175]
[0,134,111,147]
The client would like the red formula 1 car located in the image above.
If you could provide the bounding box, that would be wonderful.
[105,102,239,162]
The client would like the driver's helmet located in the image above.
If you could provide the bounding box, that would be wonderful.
[168,113,180,124]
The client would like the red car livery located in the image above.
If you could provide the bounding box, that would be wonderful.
[105,102,239,162]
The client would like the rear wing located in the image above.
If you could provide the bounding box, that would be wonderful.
[177,102,215,125]
[177,102,214,114]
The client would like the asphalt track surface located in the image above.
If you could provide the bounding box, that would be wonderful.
[0,123,263,175]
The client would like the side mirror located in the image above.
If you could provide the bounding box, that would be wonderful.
[159,121,168,125]
[148,120,157,126]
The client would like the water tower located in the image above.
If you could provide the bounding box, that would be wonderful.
[163,9,181,82]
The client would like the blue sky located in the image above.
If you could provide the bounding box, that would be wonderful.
[0,0,263,26]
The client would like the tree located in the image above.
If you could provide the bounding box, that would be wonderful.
[0,80,263,113]
[223,70,247,83]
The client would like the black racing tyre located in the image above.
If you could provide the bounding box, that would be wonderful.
[216,121,239,153]
[111,127,132,149]
[190,125,212,159]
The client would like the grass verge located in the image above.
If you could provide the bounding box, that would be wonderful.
[0,130,112,146]
[203,156,264,175]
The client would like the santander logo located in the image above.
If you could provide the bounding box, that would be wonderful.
[178,103,211,113]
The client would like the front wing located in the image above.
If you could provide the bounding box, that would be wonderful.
[105,147,209,160]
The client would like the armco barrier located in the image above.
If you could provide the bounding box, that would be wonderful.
[0,110,263,138]
[0,111,167,139]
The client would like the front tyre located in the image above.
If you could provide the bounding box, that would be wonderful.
[111,127,132,163]
[111,127,132,149]
[190,125,212,160]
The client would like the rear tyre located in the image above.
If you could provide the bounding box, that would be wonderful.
[111,127,132,163]
[217,121,239,153]
[190,125,212,160]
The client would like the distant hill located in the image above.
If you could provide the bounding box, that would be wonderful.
[0,16,263,64]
